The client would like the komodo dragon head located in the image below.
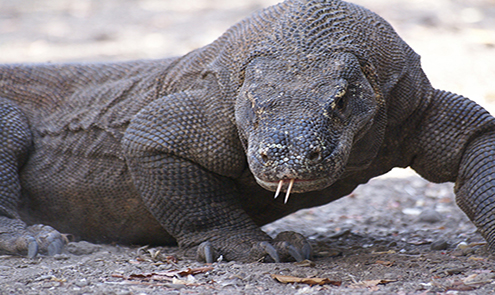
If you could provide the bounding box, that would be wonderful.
[235,53,379,201]
[232,0,395,202]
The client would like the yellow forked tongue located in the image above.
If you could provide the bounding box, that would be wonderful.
[273,179,295,204]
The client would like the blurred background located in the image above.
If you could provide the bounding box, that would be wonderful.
[0,0,494,111]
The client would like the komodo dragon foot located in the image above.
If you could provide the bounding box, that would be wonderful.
[0,217,67,258]
[195,231,311,263]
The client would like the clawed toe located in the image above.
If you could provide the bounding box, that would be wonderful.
[0,219,67,258]
[27,224,67,256]
[196,241,219,263]
[273,231,312,262]
[252,241,280,262]
[27,237,39,258]
[194,231,311,263]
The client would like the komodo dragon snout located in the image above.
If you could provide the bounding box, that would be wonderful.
[235,54,379,201]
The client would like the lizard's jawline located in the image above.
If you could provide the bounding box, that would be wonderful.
[254,177,331,193]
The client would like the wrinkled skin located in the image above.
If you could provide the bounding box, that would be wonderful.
[1,0,495,262]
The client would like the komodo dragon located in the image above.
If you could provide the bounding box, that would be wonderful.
[1,0,495,263]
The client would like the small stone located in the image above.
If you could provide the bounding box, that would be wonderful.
[431,240,449,250]
[164,283,187,290]
[75,279,89,287]
[294,259,315,267]
[444,268,465,275]
[66,241,101,255]
[417,209,443,223]
[34,275,54,282]
[53,254,70,260]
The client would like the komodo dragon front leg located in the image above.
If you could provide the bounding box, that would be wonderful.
[456,132,495,251]
[409,89,495,250]
[0,98,66,257]
[122,91,311,263]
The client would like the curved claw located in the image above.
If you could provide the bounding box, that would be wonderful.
[47,237,65,256]
[44,230,66,256]
[287,243,304,262]
[27,238,38,259]
[300,242,312,260]
[27,224,67,256]
[257,241,280,263]
[273,231,312,262]
[196,241,218,263]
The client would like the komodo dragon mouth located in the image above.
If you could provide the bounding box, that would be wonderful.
[254,178,330,203]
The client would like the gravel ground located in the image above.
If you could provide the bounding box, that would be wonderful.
[1,0,495,294]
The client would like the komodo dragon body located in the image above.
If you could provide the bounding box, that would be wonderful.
[1,0,495,262]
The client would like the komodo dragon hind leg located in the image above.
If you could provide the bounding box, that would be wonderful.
[0,98,66,257]
[456,130,495,251]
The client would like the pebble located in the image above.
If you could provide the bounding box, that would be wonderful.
[163,283,186,290]
[417,209,443,223]
[430,240,449,250]
[75,279,89,287]
[444,268,465,275]
[53,254,70,260]
[456,242,469,250]
[34,275,55,281]
[66,241,101,255]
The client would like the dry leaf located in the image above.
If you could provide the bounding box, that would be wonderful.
[271,274,341,286]
[444,280,477,291]
[372,250,396,255]
[172,278,190,285]
[294,259,316,267]
[349,279,397,289]
[111,266,214,284]
[375,260,394,267]
[407,238,433,245]
[177,267,213,276]
[462,274,479,284]
[166,255,179,264]
[468,256,486,262]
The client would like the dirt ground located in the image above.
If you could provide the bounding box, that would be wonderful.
[1,0,495,294]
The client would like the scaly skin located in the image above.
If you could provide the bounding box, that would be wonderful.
[0,0,494,261]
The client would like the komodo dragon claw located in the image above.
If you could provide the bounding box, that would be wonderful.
[273,231,312,262]
[0,218,67,257]
[195,231,311,263]
[196,241,218,263]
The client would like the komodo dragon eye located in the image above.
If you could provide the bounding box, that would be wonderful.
[330,83,348,112]
[334,87,347,110]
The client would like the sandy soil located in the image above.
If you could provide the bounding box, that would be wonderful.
[1,0,495,294]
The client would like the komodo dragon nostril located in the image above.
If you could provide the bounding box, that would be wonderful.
[307,150,321,162]
[306,145,323,164]
[260,150,269,164]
